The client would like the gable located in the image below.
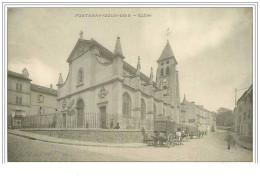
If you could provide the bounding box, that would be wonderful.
[67,38,115,64]
[67,40,94,63]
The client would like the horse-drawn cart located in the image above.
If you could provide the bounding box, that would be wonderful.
[151,120,177,148]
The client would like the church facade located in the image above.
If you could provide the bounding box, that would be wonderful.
[56,33,181,130]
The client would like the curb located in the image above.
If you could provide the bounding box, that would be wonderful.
[234,141,252,150]
[8,131,148,149]
[231,135,252,150]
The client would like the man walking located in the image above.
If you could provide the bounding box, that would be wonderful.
[176,128,183,145]
[227,128,232,150]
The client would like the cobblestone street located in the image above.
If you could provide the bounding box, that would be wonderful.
[8,130,252,162]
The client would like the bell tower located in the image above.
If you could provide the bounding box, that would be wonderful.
[156,40,179,107]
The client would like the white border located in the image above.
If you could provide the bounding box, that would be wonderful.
[1,2,259,189]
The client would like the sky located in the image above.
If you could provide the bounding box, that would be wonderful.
[7,7,253,112]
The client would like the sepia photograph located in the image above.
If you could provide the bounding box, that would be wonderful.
[6,6,254,162]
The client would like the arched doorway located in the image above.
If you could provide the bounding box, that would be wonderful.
[76,98,85,128]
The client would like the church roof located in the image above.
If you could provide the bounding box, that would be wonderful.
[157,41,177,62]
[67,38,156,86]
[90,38,114,60]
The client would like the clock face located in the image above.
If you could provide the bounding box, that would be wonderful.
[163,78,168,83]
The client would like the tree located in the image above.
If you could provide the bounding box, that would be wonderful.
[217,107,232,114]
[216,110,234,126]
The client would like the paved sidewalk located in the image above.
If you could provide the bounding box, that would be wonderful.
[8,129,148,148]
[231,133,252,150]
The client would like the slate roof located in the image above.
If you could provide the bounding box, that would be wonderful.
[157,41,177,62]
[237,85,253,104]
[31,84,57,96]
[8,70,32,81]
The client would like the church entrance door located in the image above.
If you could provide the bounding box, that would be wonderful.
[76,99,85,128]
[100,106,107,129]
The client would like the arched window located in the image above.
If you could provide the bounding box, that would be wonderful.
[161,68,164,76]
[141,99,146,120]
[77,68,84,85]
[153,104,157,120]
[166,67,169,75]
[76,98,85,128]
[123,93,131,117]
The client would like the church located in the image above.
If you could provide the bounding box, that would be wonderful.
[56,32,181,130]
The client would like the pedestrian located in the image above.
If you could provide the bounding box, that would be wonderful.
[176,128,183,145]
[114,122,120,129]
[227,128,232,150]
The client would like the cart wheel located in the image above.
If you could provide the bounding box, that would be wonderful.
[167,141,171,148]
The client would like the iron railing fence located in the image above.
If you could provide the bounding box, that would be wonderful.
[21,112,155,131]
[20,113,207,132]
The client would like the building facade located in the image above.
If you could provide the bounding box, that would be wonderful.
[56,34,181,130]
[7,69,31,126]
[7,69,58,126]
[234,85,253,140]
[30,84,58,115]
[180,95,216,132]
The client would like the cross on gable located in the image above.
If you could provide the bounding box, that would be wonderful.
[166,28,171,41]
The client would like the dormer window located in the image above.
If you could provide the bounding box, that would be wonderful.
[77,68,84,86]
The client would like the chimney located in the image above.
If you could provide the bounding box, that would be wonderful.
[22,68,29,78]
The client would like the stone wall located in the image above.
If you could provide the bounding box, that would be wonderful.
[20,128,153,143]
